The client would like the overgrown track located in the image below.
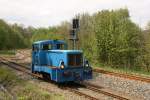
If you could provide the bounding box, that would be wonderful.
[0,57,30,70]
[93,68,150,83]
[0,57,42,78]
[0,57,131,100]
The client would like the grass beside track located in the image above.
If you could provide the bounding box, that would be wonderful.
[0,66,64,100]
[0,50,16,57]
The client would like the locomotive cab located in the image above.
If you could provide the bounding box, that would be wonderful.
[32,40,67,66]
[31,40,92,82]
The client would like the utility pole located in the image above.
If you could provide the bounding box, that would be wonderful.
[69,18,79,50]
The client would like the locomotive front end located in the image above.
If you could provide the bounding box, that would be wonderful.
[67,51,92,81]
[47,50,92,82]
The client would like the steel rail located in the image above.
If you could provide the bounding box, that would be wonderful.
[0,57,100,100]
[65,87,99,100]
[0,57,131,100]
[83,82,129,100]
[0,57,42,78]
[93,68,150,83]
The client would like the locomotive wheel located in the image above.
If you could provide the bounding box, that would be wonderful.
[42,73,51,80]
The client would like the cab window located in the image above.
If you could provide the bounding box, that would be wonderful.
[56,44,65,50]
[32,44,39,51]
[42,44,52,50]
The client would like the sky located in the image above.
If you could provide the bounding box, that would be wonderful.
[0,0,149,29]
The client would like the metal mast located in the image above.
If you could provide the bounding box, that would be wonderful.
[69,18,79,50]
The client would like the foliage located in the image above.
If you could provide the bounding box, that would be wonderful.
[56,21,71,48]
[94,9,143,68]
[0,66,18,89]
[142,23,150,72]
[0,50,15,55]
[0,66,20,100]
[17,83,64,100]
[77,13,98,64]
[31,27,64,42]
[10,24,33,48]
[0,66,64,100]
[0,19,28,50]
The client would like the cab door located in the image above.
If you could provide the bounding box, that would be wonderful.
[32,44,40,65]
[40,43,52,65]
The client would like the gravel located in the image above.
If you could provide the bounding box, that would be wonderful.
[88,72,150,100]
[31,80,89,100]
[15,50,31,64]
[77,87,116,100]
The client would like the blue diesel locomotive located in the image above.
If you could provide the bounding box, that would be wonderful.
[31,40,92,83]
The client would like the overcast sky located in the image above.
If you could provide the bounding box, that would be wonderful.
[0,0,149,28]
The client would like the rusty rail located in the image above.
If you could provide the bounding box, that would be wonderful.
[66,87,99,100]
[0,57,42,78]
[0,57,100,100]
[83,82,129,100]
[93,68,150,83]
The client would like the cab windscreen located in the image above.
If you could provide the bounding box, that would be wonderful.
[68,54,82,67]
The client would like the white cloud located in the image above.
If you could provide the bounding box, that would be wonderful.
[0,0,149,28]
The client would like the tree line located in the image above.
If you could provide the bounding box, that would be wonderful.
[0,8,150,72]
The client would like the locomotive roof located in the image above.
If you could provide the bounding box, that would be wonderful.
[33,40,66,44]
[49,50,83,53]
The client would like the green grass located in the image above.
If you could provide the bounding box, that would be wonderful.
[0,91,12,100]
[0,66,65,100]
[0,66,19,100]
[93,63,150,77]
[17,83,64,100]
[0,66,19,85]
[0,50,16,55]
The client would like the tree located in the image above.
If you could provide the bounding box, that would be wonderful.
[77,13,98,64]
[94,9,143,68]
[31,27,63,42]
[0,19,26,50]
[142,22,150,72]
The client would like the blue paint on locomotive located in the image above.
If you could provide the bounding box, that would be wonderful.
[31,40,92,82]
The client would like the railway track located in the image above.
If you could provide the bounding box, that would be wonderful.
[66,87,100,100]
[93,68,150,83]
[0,57,42,78]
[15,49,150,83]
[0,57,98,100]
[82,82,130,100]
[0,57,131,100]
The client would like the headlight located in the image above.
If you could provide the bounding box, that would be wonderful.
[85,60,90,67]
[85,64,89,67]
[60,61,65,69]
[60,65,64,69]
